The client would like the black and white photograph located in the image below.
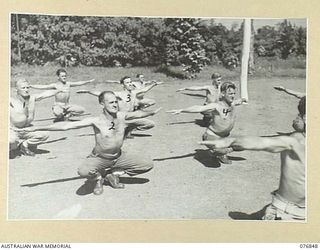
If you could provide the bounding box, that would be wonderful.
[9,13,306,221]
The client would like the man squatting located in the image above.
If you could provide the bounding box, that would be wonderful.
[16,91,161,195]
[200,97,306,220]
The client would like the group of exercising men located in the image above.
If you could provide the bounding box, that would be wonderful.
[10,68,306,221]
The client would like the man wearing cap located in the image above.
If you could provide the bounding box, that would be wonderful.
[10,79,61,156]
[176,73,222,126]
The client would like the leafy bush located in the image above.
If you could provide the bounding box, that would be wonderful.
[11,14,306,77]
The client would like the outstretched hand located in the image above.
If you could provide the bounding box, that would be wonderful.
[151,80,163,85]
[274,86,285,91]
[166,109,182,115]
[76,89,89,94]
[88,79,95,83]
[153,107,162,114]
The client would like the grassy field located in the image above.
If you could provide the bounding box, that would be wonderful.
[8,62,306,220]
[10,56,306,87]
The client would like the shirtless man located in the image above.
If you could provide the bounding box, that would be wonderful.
[199,97,306,221]
[168,82,245,164]
[30,69,95,122]
[16,91,161,195]
[77,76,161,137]
[176,72,222,126]
[274,86,305,99]
[10,79,61,156]
[134,74,159,89]
[78,76,160,110]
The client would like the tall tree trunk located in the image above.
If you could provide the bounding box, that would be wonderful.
[15,14,22,61]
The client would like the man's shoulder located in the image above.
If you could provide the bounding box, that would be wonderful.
[85,115,101,125]
[115,91,126,97]
[117,111,127,120]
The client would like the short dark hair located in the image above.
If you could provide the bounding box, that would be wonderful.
[211,72,221,79]
[120,76,131,84]
[298,96,306,117]
[98,91,116,104]
[220,81,236,92]
[56,68,67,76]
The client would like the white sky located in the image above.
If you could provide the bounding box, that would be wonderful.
[214,18,306,30]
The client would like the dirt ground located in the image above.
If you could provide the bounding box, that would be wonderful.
[8,76,305,220]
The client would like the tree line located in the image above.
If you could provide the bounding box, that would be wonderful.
[11,15,306,78]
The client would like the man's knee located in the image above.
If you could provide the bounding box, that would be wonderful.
[137,158,154,173]
[31,131,49,143]
[69,105,85,115]
[53,106,64,117]
[77,166,90,178]
[9,131,19,150]
[138,120,155,130]
[9,140,19,151]
[38,131,49,141]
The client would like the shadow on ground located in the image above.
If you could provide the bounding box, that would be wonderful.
[76,177,150,196]
[181,93,206,99]
[228,205,269,220]
[153,149,246,169]
[21,176,84,187]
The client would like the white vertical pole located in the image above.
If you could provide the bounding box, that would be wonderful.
[240,18,251,102]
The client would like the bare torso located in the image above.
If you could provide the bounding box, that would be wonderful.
[92,112,127,158]
[10,95,36,128]
[115,91,136,112]
[205,86,220,104]
[277,132,305,206]
[206,101,236,137]
[53,82,71,104]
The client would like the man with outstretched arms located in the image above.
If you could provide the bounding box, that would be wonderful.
[77,76,161,137]
[199,97,306,221]
[10,79,61,156]
[30,68,95,122]
[168,82,245,164]
[77,76,161,111]
[177,72,222,126]
[16,91,161,195]
[274,86,305,99]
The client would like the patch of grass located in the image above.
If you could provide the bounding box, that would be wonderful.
[10,56,306,88]
[252,56,306,78]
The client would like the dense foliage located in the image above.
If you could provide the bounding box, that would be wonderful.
[11,15,306,77]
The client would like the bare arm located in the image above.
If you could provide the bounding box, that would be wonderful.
[125,107,162,120]
[69,79,95,87]
[167,103,217,115]
[34,89,61,101]
[134,81,161,96]
[274,86,305,99]
[76,89,101,97]
[199,135,298,153]
[233,98,247,106]
[176,85,209,92]
[30,83,56,90]
[105,80,120,84]
[15,117,95,132]
[143,80,162,86]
